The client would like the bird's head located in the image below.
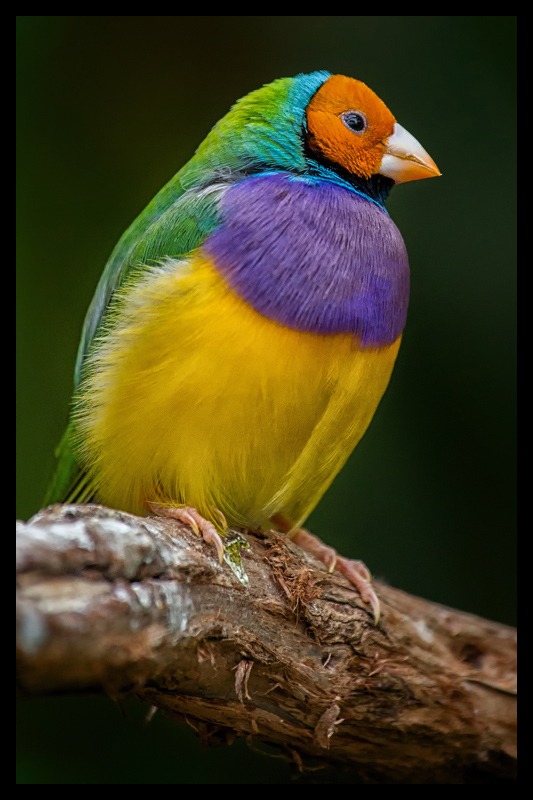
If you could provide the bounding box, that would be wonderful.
[305,74,440,184]
[187,72,439,193]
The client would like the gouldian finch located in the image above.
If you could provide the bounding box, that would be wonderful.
[46,72,440,620]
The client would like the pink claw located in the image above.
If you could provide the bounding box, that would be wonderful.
[286,525,381,624]
[333,555,380,624]
[149,502,225,564]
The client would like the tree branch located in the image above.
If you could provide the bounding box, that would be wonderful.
[16,504,516,783]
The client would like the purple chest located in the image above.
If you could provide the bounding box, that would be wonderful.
[204,173,409,347]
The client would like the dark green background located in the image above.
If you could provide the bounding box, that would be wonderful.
[17,16,516,784]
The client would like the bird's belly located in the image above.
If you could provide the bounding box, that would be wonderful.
[76,256,401,526]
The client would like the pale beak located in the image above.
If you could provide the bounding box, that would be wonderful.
[379,122,441,184]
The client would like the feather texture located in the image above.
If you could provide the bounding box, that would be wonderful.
[74,253,401,527]
[46,71,439,539]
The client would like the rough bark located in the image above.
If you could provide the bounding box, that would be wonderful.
[16,503,516,783]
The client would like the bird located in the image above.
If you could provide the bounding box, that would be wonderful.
[45,71,440,621]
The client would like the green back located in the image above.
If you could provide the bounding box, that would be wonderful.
[46,71,330,505]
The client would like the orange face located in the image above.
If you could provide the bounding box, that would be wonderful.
[306,75,397,180]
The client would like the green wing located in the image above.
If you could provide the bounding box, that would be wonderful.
[44,180,227,506]
[43,71,330,507]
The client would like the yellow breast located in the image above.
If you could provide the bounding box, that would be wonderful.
[75,256,401,528]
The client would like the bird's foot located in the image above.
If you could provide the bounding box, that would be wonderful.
[149,502,225,564]
[149,502,250,586]
[272,516,380,623]
[332,551,380,625]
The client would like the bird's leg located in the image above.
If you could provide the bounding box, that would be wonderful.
[271,514,380,623]
[149,502,225,564]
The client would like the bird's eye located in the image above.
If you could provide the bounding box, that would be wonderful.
[341,111,367,133]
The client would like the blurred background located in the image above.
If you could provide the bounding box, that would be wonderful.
[17,16,516,783]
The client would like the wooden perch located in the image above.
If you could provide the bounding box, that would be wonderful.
[16,503,516,783]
